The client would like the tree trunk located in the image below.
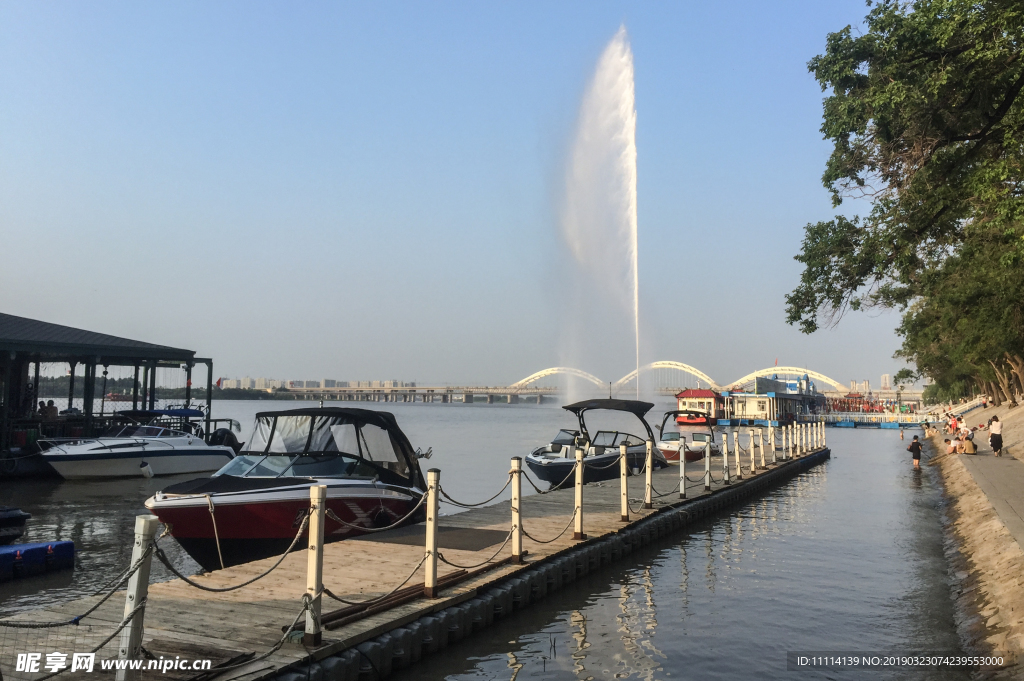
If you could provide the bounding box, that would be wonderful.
[990,361,1018,408]
[1006,354,1024,402]
[988,380,1002,406]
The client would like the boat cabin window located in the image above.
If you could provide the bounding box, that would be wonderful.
[660,432,680,442]
[551,430,578,446]
[103,425,188,438]
[691,433,709,443]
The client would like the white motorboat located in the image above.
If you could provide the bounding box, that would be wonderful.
[656,410,720,462]
[39,410,238,479]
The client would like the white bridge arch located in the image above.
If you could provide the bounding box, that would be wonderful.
[612,362,722,392]
[510,367,606,392]
[726,366,845,392]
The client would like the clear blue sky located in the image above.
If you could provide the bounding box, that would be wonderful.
[0,1,901,388]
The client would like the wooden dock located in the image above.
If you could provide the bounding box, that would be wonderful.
[2,442,831,681]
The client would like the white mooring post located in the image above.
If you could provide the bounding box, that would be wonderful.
[678,440,687,499]
[749,430,756,472]
[511,457,523,563]
[823,420,827,447]
[785,425,791,459]
[116,514,158,680]
[619,443,629,522]
[732,431,742,480]
[703,436,711,491]
[644,440,653,509]
[722,433,730,485]
[573,447,586,540]
[424,469,440,597]
[769,427,777,464]
[758,430,766,469]
[799,424,805,455]
[304,484,327,646]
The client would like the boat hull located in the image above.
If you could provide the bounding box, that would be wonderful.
[147,483,423,570]
[525,451,665,489]
[44,448,234,479]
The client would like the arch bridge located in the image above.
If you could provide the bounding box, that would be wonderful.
[510,363,846,395]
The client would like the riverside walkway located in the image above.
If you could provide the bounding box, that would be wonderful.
[2,431,830,681]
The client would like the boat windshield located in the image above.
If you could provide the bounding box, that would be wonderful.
[660,432,680,442]
[214,453,381,479]
[592,431,645,447]
[551,430,578,446]
[691,433,709,443]
[246,413,410,479]
[101,426,189,438]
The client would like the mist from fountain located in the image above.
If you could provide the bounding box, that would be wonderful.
[559,26,640,401]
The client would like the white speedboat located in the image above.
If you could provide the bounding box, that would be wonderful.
[39,411,237,479]
[656,410,720,462]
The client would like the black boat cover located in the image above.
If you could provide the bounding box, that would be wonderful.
[244,407,424,489]
[562,399,655,418]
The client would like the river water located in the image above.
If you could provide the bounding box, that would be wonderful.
[1,401,967,679]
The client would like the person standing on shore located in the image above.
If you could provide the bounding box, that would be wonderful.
[908,435,922,469]
[990,416,1003,457]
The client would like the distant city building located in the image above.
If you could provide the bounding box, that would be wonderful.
[321,379,336,388]
[240,377,255,389]
[860,380,870,393]
[221,378,240,389]
[881,374,891,390]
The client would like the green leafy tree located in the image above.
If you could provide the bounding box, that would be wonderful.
[789,0,1024,400]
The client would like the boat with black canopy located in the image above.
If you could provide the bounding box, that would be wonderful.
[525,399,668,489]
[144,407,428,571]
[656,409,720,462]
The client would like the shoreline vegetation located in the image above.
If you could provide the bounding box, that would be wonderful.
[786,0,1024,406]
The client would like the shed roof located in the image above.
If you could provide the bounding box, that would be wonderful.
[675,389,719,399]
[0,312,195,363]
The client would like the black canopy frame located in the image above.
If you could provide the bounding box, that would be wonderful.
[561,399,656,445]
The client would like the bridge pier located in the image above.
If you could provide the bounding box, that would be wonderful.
[509,394,518,404]
[486,395,494,404]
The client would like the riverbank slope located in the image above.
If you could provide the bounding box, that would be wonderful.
[928,402,1024,678]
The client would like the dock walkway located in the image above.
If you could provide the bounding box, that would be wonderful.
[3,444,831,681]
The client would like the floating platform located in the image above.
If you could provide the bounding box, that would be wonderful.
[0,541,75,582]
[2,447,831,681]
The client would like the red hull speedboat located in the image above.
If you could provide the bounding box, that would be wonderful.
[145,408,427,571]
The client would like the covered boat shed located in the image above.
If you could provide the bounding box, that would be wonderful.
[0,312,213,455]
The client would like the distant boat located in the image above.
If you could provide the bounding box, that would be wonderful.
[38,409,238,479]
[525,399,668,488]
[657,410,720,462]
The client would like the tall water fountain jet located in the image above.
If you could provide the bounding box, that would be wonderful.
[560,26,640,399]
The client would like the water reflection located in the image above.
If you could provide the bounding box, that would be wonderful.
[393,429,969,681]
